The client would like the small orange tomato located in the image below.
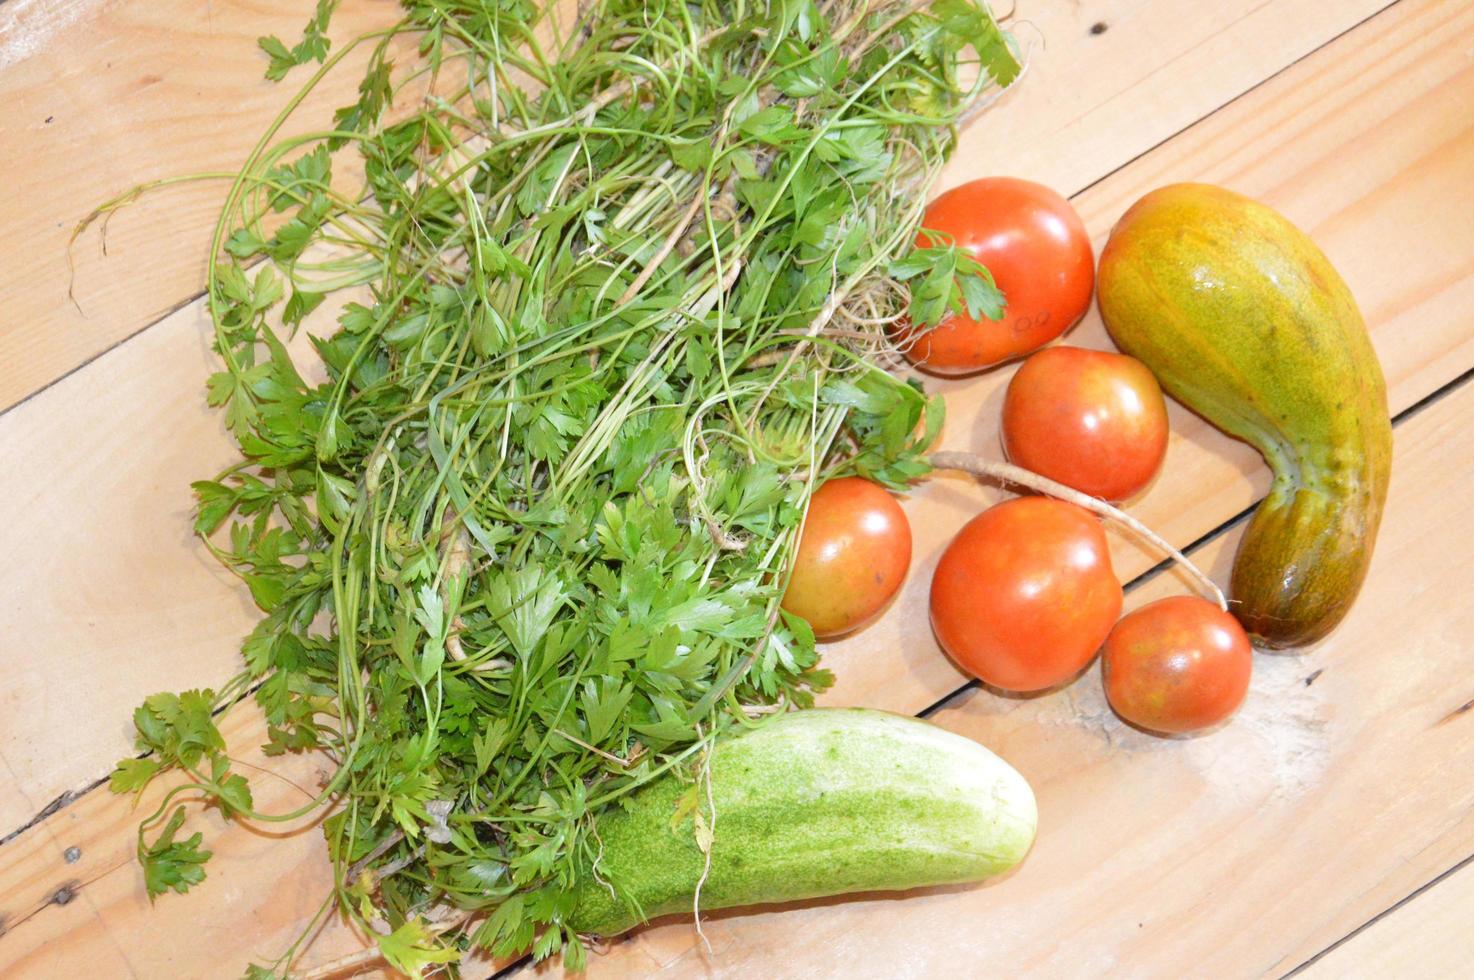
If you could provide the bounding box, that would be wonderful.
[1002,346,1170,501]
[782,477,912,639]
[930,496,1122,692]
[1103,596,1253,734]
[896,177,1095,375]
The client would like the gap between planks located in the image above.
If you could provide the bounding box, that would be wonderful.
[1288,851,1474,976]
[491,367,1474,980]
[544,347,1474,977]
[0,1,1462,972]
[0,0,1405,840]
[495,0,1474,972]
[8,0,1462,960]
[0,0,1408,427]
[0,0,1397,412]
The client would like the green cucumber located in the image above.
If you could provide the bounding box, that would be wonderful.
[569,707,1037,936]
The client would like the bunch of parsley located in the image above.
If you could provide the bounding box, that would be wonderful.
[108,0,1017,973]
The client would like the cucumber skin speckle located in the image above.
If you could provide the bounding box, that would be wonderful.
[569,707,1037,936]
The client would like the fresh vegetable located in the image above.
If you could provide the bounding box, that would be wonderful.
[925,453,1243,738]
[102,0,1023,972]
[930,496,1122,692]
[568,708,1037,936]
[1103,596,1252,734]
[1001,346,1169,502]
[896,177,1094,374]
[1098,183,1392,648]
[782,477,912,638]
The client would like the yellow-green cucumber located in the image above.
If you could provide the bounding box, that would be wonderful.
[1097,183,1392,648]
[568,707,1037,936]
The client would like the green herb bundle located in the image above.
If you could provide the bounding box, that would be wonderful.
[109,0,1017,972]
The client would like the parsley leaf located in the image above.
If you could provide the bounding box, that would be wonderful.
[377,919,461,975]
[257,1,339,82]
[129,0,1023,970]
[140,807,212,900]
[109,757,160,795]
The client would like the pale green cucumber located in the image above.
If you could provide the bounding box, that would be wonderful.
[569,707,1037,936]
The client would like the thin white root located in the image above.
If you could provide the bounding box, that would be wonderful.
[739,701,784,717]
[441,509,472,662]
[691,726,718,958]
[928,452,1228,612]
[554,728,636,768]
[446,630,468,662]
[617,190,705,307]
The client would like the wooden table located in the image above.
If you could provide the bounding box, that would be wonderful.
[2,1,1472,976]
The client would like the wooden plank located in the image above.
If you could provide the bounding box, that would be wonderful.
[544,357,1474,979]
[0,0,1405,838]
[0,0,408,413]
[0,691,515,979]
[941,0,1393,198]
[0,699,367,979]
[0,295,328,834]
[0,0,1462,972]
[15,286,1461,979]
[1297,856,1474,978]
[819,0,1474,710]
[0,0,1392,412]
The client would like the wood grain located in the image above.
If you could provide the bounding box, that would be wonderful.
[817,0,1474,712]
[940,0,1394,199]
[1,0,1469,975]
[0,698,370,979]
[0,0,1391,412]
[0,291,350,834]
[541,360,1474,979]
[0,0,409,413]
[1298,856,1474,978]
[0,0,1403,840]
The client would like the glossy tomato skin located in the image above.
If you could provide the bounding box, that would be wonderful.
[899,177,1095,375]
[930,497,1122,692]
[1002,346,1170,501]
[1103,596,1253,734]
[782,477,912,639]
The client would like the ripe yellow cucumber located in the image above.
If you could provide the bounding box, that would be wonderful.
[568,707,1037,936]
[1097,183,1392,647]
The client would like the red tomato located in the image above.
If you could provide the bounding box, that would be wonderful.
[930,497,1122,692]
[1103,596,1253,734]
[897,177,1095,374]
[1002,346,1170,501]
[782,477,912,639]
